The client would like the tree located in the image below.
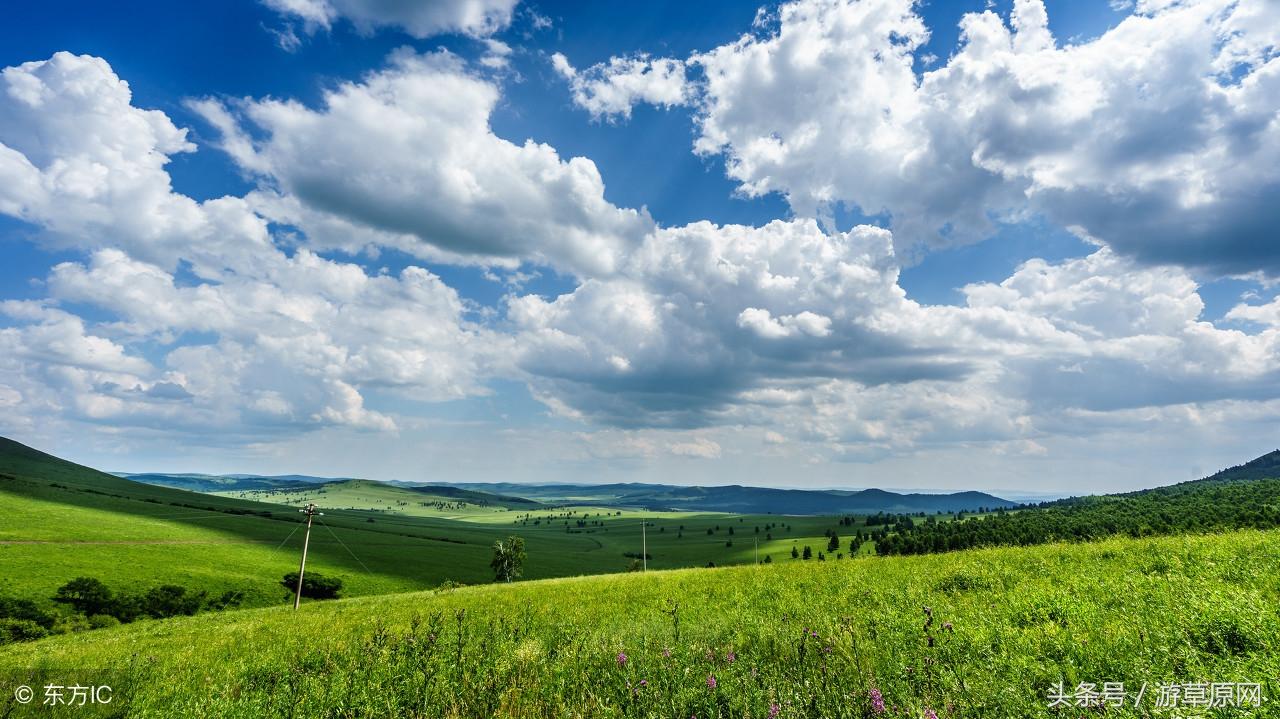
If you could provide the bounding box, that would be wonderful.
[827,532,840,553]
[53,577,114,617]
[490,536,527,583]
[141,585,206,618]
[281,572,343,600]
[802,545,813,560]
[791,546,799,559]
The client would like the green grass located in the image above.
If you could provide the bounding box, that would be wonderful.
[0,438,879,612]
[212,479,538,518]
[2,530,1278,717]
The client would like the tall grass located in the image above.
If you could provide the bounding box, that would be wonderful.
[3,530,1279,717]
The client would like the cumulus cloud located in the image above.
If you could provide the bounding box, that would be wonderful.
[2,47,1279,479]
[193,49,653,276]
[557,0,1280,274]
[551,52,691,120]
[0,53,506,440]
[261,0,519,38]
[508,216,1280,457]
[0,53,275,276]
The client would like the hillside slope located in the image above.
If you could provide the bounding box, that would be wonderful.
[0,437,892,609]
[2,530,1277,718]
[419,481,1019,514]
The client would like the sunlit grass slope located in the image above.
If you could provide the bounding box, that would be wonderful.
[3,530,1277,718]
[0,438,874,610]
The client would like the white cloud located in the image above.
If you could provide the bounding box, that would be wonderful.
[509,216,1280,457]
[0,53,507,440]
[261,0,519,38]
[194,49,653,276]
[563,0,1280,274]
[2,48,1279,486]
[551,52,691,121]
[0,53,275,276]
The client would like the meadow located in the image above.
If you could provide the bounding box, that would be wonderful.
[0,438,883,610]
[1,530,1277,717]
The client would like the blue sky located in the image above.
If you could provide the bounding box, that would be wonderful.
[1,0,1277,493]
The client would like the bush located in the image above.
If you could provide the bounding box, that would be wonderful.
[141,585,206,618]
[0,597,56,629]
[281,572,343,600]
[52,613,91,635]
[88,614,120,630]
[0,618,49,644]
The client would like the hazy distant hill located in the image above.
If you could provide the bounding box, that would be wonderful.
[406,481,1019,515]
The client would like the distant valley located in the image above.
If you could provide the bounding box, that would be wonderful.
[119,472,1019,515]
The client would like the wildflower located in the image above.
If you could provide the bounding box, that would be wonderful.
[923,709,938,719]
[769,703,781,718]
[726,651,737,663]
[639,679,648,687]
[869,688,886,714]
[942,622,953,632]
[617,652,628,666]
[662,647,672,658]
[706,674,718,690]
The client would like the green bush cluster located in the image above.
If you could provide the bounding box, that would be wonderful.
[0,577,247,646]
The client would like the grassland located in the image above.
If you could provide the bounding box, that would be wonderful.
[0,438,882,612]
[2,530,1277,717]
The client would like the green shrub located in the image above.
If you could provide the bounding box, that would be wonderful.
[0,618,48,644]
[141,585,207,618]
[88,614,120,630]
[0,596,56,629]
[281,572,343,600]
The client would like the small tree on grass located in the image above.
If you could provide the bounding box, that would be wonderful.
[53,577,114,617]
[490,536,527,583]
[281,572,343,600]
[827,533,840,553]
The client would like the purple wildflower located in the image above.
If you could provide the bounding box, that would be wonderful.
[726,651,737,663]
[617,652,628,666]
[942,622,953,632]
[869,688,886,715]
[639,679,648,687]
[706,674,718,690]
[769,703,781,718]
[923,709,938,719]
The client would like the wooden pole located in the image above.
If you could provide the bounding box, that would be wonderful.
[293,503,318,610]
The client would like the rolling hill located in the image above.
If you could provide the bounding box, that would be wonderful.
[408,481,1020,514]
[0,437,898,610]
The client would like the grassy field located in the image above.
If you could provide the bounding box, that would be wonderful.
[0,439,882,611]
[1,530,1277,717]
[212,479,537,518]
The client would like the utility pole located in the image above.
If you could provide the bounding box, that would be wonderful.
[293,503,321,610]
[642,518,647,572]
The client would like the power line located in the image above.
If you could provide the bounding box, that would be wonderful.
[317,516,374,575]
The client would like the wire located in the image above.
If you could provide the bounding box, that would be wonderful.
[317,517,374,575]
[274,522,303,552]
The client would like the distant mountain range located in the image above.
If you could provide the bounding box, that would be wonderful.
[119,471,1018,515]
[411,482,1019,514]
